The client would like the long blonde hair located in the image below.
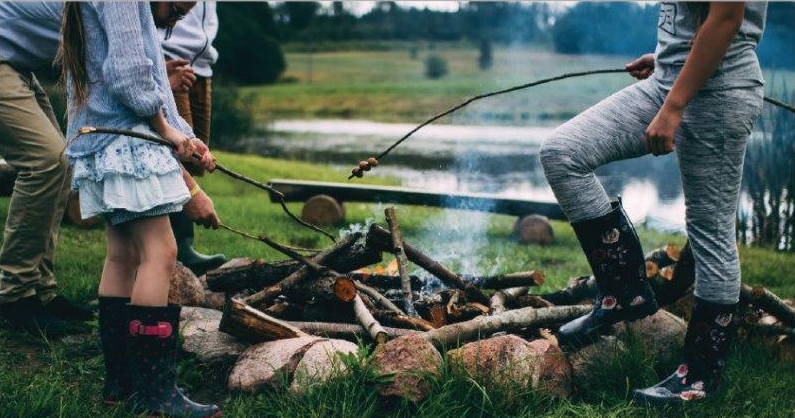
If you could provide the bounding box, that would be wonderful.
[56,2,88,106]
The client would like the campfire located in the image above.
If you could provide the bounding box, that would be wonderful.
[173,207,795,399]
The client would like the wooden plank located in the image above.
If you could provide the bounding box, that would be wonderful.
[267,178,567,220]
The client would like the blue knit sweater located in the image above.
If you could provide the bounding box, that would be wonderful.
[65,2,194,158]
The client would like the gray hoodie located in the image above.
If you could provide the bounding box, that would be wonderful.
[160,2,219,78]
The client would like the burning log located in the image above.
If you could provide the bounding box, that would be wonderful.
[468,270,545,290]
[243,233,360,307]
[741,284,795,327]
[354,281,404,315]
[286,275,357,304]
[446,290,489,322]
[353,294,388,344]
[384,207,418,316]
[206,242,382,293]
[219,299,309,343]
[490,286,530,315]
[367,224,490,305]
[421,305,593,349]
[350,272,423,290]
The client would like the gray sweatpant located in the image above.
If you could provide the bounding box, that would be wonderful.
[539,78,764,304]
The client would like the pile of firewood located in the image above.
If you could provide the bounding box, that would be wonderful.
[201,207,794,355]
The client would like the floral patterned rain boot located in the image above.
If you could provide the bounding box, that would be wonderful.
[633,297,737,406]
[558,200,658,346]
[125,304,221,418]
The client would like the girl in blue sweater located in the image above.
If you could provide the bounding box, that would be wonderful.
[59,2,220,417]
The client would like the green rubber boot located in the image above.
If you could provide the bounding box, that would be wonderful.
[170,211,227,276]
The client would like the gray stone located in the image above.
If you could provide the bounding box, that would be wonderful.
[613,309,687,361]
[372,334,442,403]
[228,336,324,392]
[290,339,359,392]
[179,307,246,366]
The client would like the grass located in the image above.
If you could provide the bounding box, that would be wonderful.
[244,45,795,125]
[0,151,793,418]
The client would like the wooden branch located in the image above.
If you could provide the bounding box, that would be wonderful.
[219,299,309,342]
[468,270,545,290]
[367,224,490,305]
[353,294,388,345]
[244,233,360,306]
[384,207,418,316]
[354,281,404,315]
[741,284,795,327]
[207,242,381,293]
[287,275,357,303]
[644,244,681,278]
[421,305,593,349]
[539,275,596,306]
[287,321,419,341]
[489,286,530,315]
[750,322,795,337]
[515,294,555,309]
[373,310,435,331]
[349,272,423,290]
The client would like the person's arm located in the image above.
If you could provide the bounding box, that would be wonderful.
[97,2,163,117]
[181,168,220,229]
[646,2,746,155]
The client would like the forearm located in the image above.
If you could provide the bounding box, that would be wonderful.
[182,166,198,191]
[664,3,744,110]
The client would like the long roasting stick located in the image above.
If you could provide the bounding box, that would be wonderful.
[384,207,418,316]
[348,69,795,179]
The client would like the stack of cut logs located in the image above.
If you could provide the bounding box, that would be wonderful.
[202,208,794,358]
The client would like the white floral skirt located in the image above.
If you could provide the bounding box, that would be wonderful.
[70,136,190,225]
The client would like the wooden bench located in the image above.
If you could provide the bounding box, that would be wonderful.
[267,178,566,245]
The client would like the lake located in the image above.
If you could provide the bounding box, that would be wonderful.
[236,118,693,233]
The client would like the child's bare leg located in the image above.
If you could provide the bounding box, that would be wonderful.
[128,216,177,307]
[98,223,139,298]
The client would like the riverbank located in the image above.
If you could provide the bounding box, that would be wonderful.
[0,152,793,418]
[243,47,795,125]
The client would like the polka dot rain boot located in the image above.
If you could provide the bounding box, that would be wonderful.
[125,304,221,418]
[98,296,131,405]
[633,297,737,406]
[558,199,659,346]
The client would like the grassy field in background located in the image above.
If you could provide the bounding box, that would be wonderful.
[244,45,795,125]
[0,152,793,418]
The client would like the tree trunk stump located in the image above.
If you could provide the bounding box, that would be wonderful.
[301,194,345,226]
[513,214,554,246]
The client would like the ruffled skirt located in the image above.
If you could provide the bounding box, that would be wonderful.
[70,135,190,225]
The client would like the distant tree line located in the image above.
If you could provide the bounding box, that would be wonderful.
[212,1,794,84]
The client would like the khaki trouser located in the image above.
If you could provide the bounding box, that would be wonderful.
[0,62,71,304]
[174,75,211,176]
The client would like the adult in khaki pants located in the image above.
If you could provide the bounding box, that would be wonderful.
[161,1,227,275]
[0,2,92,336]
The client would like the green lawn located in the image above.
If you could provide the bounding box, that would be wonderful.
[0,152,793,418]
[243,45,795,125]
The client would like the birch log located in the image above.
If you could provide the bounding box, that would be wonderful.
[353,294,388,344]
[384,207,418,316]
[422,305,592,349]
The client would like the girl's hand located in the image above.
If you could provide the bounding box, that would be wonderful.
[645,104,683,156]
[626,53,655,80]
[162,124,194,159]
[189,138,217,172]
